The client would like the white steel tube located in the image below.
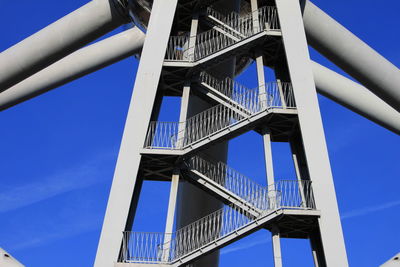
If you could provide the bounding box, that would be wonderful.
[0,0,128,91]
[312,61,400,135]
[0,27,144,111]
[276,0,348,265]
[303,0,400,113]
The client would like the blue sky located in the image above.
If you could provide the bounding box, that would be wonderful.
[0,0,399,266]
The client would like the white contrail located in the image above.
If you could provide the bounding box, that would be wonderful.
[221,235,270,255]
[0,151,114,213]
[341,199,400,220]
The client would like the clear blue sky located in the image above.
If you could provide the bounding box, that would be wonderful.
[0,0,399,266]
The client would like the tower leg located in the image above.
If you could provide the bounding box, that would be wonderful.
[94,1,178,266]
[275,0,348,266]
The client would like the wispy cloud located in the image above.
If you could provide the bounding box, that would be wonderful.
[0,151,115,213]
[341,199,400,220]
[221,235,270,255]
[6,194,104,251]
[0,151,117,252]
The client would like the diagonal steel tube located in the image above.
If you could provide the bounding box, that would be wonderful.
[0,27,144,111]
[0,0,129,91]
[303,0,400,113]
[312,61,400,135]
[1,5,398,138]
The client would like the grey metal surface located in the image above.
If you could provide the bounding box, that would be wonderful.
[94,1,178,266]
[312,61,400,135]
[0,248,24,267]
[0,0,128,91]
[303,0,400,112]
[0,27,144,111]
[276,0,348,265]
[381,253,400,267]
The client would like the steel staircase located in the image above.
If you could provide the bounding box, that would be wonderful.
[119,4,314,267]
[120,156,316,266]
[164,6,280,66]
[142,73,296,156]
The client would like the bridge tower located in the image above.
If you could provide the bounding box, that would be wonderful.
[94,0,348,266]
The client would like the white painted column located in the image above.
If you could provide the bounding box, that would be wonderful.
[163,169,180,261]
[252,2,282,265]
[262,129,275,187]
[163,83,191,260]
[187,14,199,61]
[262,128,283,267]
[271,225,283,267]
[276,0,348,266]
[94,1,178,266]
[291,148,307,208]
[251,0,267,108]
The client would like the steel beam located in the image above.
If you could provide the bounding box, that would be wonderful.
[276,0,348,266]
[312,61,400,135]
[0,27,144,111]
[303,0,400,113]
[94,1,178,266]
[0,0,128,91]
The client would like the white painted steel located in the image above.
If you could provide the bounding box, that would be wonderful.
[0,27,145,111]
[185,156,316,210]
[312,61,400,135]
[303,0,400,113]
[276,0,348,266]
[165,6,280,62]
[120,178,315,264]
[94,1,178,266]
[0,0,127,91]
[144,77,295,150]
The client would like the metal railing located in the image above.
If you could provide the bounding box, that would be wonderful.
[121,205,255,263]
[199,71,296,112]
[144,103,244,149]
[206,5,280,36]
[121,231,167,263]
[144,77,295,150]
[121,179,315,263]
[185,156,315,210]
[165,6,279,61]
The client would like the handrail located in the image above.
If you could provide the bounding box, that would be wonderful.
[121,178,315,263]
[144,75,295,150]
[185,156,315,210]
[165,6,280,62]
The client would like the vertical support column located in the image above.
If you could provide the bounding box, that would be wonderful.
[262,128,282,267]
[290,142,307,208]
[276,1,348,266]
[271,225,283,267]
[250,0,260,33]
[251,0,267,108]
[187,14,199,61]
[262,129,274,186]
[163,169,180,262]
[252,2,283,263]
[277,79,287,108]
[164,170,179,236]
[163,83,191,260]
[94,1,178,266]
